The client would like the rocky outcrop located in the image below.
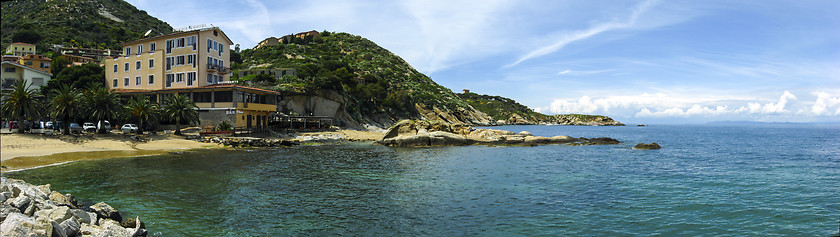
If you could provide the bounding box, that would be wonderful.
[191,136,300,148]
[0,177,146,237]
[414,103,494,127]
[375,120,620,147]
[550,114,625,126]
[633,143,661,150]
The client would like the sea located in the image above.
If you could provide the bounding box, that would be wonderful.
[5,124,839,236]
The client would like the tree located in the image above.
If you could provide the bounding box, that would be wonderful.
[41,63,105,96]
[84,85,121,134]
[11,30,43,44]
[1,80,42,133]
[162,94,199,135]
[124,95,159,134]
[49,85,82,135]
[50,55,70,78]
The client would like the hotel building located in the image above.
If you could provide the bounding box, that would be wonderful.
[105,26,279,128]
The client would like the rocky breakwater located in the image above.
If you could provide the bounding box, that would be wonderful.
[192,136,300,148]
[0,177,146,237]
[375,120,621,147]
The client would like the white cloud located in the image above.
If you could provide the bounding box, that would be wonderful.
[810,91,840,116]
[506,0,658,67]
[735,91,796,114]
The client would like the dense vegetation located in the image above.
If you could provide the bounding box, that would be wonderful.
[1,0,173,52]
[237,31,472,121]
[457,92,548,121]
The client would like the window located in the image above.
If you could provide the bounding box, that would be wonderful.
[176,73,184,82]
[25,61,32,65]
[137,45,143,55]
[176,55,185,65]
[113,64,117,73]
[213,41,218,52]
[150,42,156,52]
[124,63,129,71]
[136,61,141,70]
[166,39,174,54]
[207,74,212,83]
[124,47,131,56]
[176,37,185,48]
[187,54,196,67]
[207,56,212,66]
[165,57,173,71]
[148,75,154,84]
[207,39,212,52]
[149,59,154,69]
[113,79,118,87]
[213,58,219,66]
[219,43,224,56]
[187,72,196,86]
[193,92,211,102]
[136,76,141,85]
[187,36,197,50]
[214,91,232,102]
[165,74,174,87]
[124,77,129,86]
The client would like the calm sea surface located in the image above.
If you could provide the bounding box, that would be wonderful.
[5,124,840,236]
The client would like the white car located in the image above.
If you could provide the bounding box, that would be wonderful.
[121,124,139,133]
[83,122,96,132]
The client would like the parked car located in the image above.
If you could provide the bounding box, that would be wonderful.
[98,120,112,133]
[69,123,83,133]
[30,121,46,134]
[83,123,96,132]
[121,124,139,133]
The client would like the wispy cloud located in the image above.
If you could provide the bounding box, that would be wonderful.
[506,0,658,67]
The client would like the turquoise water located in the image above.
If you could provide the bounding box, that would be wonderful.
[4,124,839,236]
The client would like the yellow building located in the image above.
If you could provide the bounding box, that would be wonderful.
[5,43,36,56]
[105,26,278,128]
[18,54,51,74]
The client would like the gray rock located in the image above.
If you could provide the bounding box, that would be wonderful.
[51,220,68,237]
[69,209,97,225]
[0,192,10,203]
[0,204,21,222]
[35,206,73,223]
[518,131,533,136]
[49,191,76,208]
[11,195,31,211]
[90,202,122,222]
[60,218,81,237]
[0,212,52,237]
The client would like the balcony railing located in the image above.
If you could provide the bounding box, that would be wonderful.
[206,64,231,74]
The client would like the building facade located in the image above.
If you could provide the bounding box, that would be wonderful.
[105,26,233,92]
[238,68,296,80]
[5,43,36,56]
[1,61,52,92]
[18,55,51,74]
[106,27,278,129]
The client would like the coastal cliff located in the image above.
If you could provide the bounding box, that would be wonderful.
[0,177,146,237]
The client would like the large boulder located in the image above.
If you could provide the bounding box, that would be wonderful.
[34,206,74,223]
[0,212,53,237]
[49,191,77,208]
[633,143,662,150]
[60,218,81,237]
[90,202,122,222]
[69,208,97,225]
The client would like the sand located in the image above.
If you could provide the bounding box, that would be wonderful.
[0,129,384,172]
[1,133,218,171]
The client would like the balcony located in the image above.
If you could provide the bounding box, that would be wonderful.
[206,64,231,74]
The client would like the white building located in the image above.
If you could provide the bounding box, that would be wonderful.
[1,61,53,92]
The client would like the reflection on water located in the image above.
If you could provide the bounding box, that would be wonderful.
[5,125,840,236]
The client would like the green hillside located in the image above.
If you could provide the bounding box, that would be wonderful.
[237,32,478,123]
[1,0,173,52]
[457,92,547,122]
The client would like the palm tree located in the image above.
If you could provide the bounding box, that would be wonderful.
[49,84,82,135]
[84,84,121,134]
[162,94,199,135]
[124,95,159,134]
[1,80,42,133]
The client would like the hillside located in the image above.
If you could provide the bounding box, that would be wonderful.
[457,92,624,126]
[237,32,494,128]
[1,0,173,52]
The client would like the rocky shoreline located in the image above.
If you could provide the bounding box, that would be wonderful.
[1,177,145,237]
[375,120,622,147]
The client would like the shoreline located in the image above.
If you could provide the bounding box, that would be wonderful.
[0,129,384,172]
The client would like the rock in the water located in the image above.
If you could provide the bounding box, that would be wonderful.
[120,216,145,229]
[49,191,76,208]
[581,137,621,145]
[378,120,618,147]
[518,131,533,136]
[90,202,122,222]
[633,143,662,150]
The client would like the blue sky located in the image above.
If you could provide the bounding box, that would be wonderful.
[127,0,840,124]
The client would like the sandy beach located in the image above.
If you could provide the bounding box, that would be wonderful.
[0,129,384,172]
